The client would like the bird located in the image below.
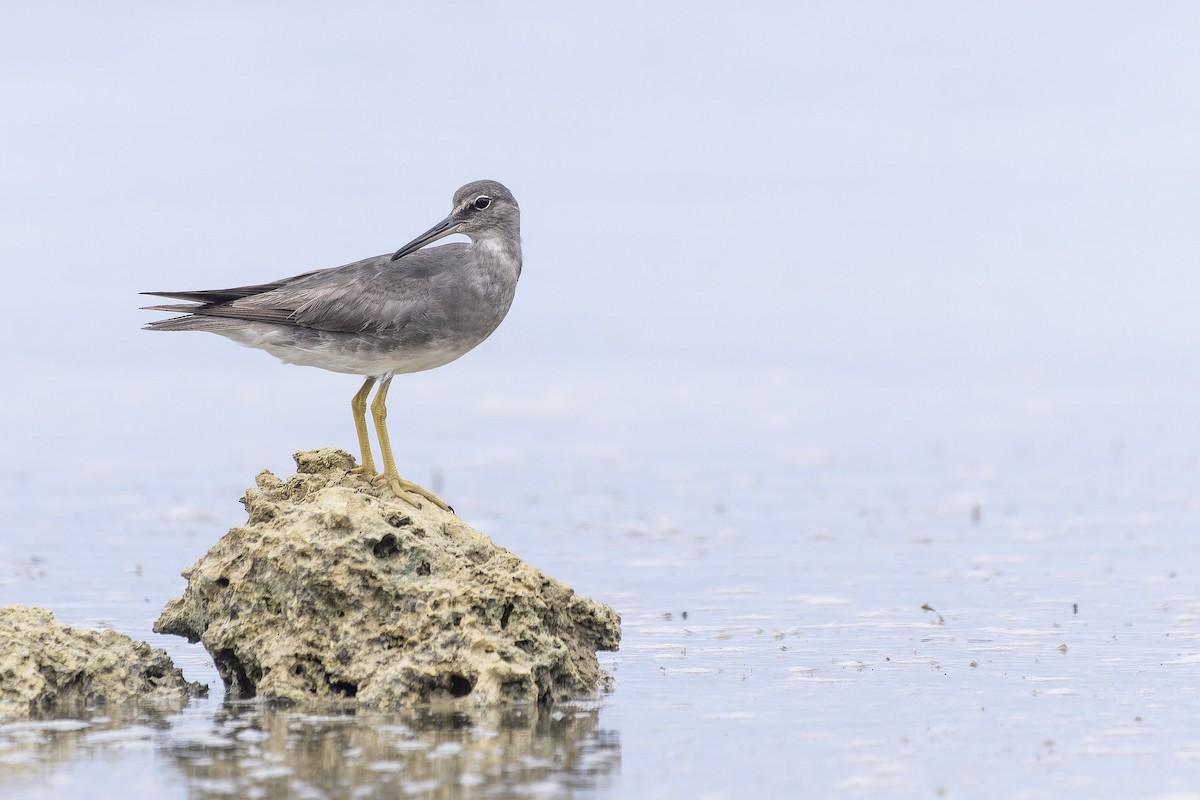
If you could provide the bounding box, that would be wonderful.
[142,180,522,512]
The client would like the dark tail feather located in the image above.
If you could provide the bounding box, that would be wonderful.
[141,274,316,305]
[141,303,203,313]
[143,314,237,332]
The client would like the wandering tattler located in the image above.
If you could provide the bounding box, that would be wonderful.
[143,180,521,512]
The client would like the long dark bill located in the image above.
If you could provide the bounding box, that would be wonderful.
[391,216,462,261]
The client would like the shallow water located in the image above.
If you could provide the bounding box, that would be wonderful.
[3,360,1200,798]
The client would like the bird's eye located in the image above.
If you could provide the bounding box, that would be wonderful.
[473,196,492,210]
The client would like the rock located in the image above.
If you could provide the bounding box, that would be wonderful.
[154,448,621,708]
[0,606,204,720]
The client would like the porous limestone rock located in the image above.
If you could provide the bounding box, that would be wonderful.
[0,606,202,719]
[154,448,621,708]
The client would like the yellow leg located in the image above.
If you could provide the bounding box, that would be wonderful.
[370,375,453,513]
[349,376,378,478]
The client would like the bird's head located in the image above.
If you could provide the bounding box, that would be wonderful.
[391,180,519,261]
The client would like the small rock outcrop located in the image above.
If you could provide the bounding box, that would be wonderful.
[154,449,621,708]
[0,606,202,720]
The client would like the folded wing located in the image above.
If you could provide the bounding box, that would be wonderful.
[141,252,454,333]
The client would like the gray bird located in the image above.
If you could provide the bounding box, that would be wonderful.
[143,180,521,512]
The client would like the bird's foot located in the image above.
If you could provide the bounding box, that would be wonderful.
[373,473,454,514]
[349,465,377,479]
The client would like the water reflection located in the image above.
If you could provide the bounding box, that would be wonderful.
[165,702,619,798]
[0,708,172,786]
[0,700,619,798]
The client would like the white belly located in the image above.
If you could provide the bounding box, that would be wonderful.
[216,325,477,377]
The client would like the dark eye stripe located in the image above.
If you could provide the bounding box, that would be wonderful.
[473,196,492,210]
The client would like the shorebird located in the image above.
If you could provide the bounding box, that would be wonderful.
[143,180,522,512]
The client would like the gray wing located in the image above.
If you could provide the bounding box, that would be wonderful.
[143,246,468,333]
[140,273,323,305]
